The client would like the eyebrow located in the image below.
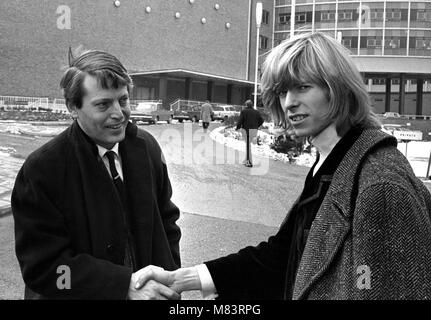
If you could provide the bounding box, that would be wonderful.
[91,94,129,105]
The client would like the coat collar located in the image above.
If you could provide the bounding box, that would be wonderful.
[292,128,397,299]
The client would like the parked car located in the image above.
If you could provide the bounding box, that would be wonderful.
[171,104,201,123]
[130,101,173,124]
[383,112,401,119]
[212,105,238,121]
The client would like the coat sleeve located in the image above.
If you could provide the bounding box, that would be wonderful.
[157,156,181,268]
[352,182,431,299]
[204,224,290,300]
[12,159,132,299]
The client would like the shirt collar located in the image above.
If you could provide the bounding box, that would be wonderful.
[97,143,120,159]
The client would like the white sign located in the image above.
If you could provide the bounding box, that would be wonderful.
[393,130,423,141]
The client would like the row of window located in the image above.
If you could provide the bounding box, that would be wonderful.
[278,10,430,25]
[340,37,431,50]
[366,78,425,85]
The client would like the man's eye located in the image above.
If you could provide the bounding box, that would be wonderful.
[277,91,287,97]
[119,98,129,107]
[298,85,310,91]
[97,102,108,108]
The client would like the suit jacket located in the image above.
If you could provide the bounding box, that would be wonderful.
[12,121,181,299]
[236,107,264,131]
[206,128,431,299]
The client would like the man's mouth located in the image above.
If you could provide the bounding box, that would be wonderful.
[289,114,308,122]
[106,122,124,130]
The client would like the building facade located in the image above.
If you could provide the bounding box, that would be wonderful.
[0,0,271,108]
[273,0,431,115]
[1,0,431,115]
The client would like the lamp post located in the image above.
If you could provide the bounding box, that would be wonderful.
[254,2,262,109]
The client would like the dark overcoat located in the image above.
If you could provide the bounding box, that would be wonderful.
[12,121,181,299]
[206,129,431,299]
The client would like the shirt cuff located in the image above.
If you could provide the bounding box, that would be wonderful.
[196,264,218,300]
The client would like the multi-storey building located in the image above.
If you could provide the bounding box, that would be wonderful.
[1,0,431,115]
[273,0,431,115]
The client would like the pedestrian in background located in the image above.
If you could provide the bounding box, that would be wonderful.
[236,99,264,167]
[134,32,431,300]
[200,100,214,132]
[11,49,181,299]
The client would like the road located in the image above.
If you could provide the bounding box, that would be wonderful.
[0,121,309,299]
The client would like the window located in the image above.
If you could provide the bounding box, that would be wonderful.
[386,10,401,20]
[259,35,268,50]
[417,11,431,21]
[279,13,289,25]
[372,78,386,85]
[338,11,352,21]
[262,10,270,25]
[370,10,384,20]
[367,38,382,48]
[341,38,351,48]
[392,79,400,85]
[296,13,307,23]
[416,39,431,49]
[321,12,335,21]
[385,39,400,49]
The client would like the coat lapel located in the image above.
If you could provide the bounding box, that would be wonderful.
[292,129,397,299]
[119,123,155,267]
[70,121,126,259]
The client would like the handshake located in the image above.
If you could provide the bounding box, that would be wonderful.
[127,265,201,300]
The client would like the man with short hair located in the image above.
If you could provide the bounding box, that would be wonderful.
[236,99,264,167]
[12,49,181,299]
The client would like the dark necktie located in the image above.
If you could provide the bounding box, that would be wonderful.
[105,151,136,269]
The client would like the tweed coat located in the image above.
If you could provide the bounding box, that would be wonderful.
[206,128,431,299]
[12,121,181,299]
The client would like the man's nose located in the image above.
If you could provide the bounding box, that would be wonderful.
[111,101,124,119]
[281,91,297,110]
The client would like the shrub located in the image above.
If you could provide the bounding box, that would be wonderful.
[270,134,305,158]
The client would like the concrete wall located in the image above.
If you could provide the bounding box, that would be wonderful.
[0,0,252,98]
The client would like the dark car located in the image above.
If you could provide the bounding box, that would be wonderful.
[171,104,201,123]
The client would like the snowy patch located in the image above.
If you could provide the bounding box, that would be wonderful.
[211,124,431,177]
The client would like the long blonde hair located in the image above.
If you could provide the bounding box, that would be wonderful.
[261,32,380,136]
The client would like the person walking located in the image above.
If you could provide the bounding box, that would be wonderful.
[236,100,264,167]
[200,100,214,132]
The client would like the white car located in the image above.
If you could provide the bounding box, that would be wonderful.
[212,105,239,121]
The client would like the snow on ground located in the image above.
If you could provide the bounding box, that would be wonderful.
[214,124,431,178]
[0,121,67,136]
[0,120,430,178]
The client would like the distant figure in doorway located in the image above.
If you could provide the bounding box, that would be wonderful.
[236,99,264,167]
[200,101,214,132]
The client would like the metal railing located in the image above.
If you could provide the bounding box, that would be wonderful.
[53,98,68,113]
[169,98,244,112]
[0,95,49,110]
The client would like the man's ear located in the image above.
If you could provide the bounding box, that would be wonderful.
[68,104,78,119]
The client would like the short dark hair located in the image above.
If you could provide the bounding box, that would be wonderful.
[60,49,133,109]
[245,100,253,108]
[261,32,380,135]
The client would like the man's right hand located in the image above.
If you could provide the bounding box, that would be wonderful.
[128,265,180,300]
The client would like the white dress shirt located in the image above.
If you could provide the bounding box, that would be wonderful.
[97,143,124,181]
[196,264,218,299]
